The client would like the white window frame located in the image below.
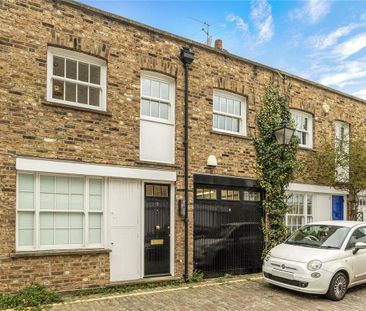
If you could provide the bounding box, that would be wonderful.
[16,172,104,251]
[291,109,313,148]
[212,89,247,136]
[335,121,350,181]
[286,192,313,233]
[140,71,175,125]
[46,46,107,111]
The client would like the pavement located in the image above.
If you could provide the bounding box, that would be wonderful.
[50,275,366,311]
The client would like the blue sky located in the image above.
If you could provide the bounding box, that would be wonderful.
[79,0,366,99]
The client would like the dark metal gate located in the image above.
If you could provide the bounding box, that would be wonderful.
[144,183,170,277]
[194,175,263,278]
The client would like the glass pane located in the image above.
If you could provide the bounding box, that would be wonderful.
[213,96,219,111]
[40,193,54,210]
[70,229,83,244]
[56,177,69,193]
[160,82,169,100]
[89,179,102,195]
[234,101,241,115]
[141,99,150,116]
[141,78,151,96]
[218,115,225,130]
[70,194,83,210]
[19,192,34,210]
[159,103,169,119]
[220,97,227,113]
[227,99,234,114]
[77,84,88,104]
[89,195,102,211]
[40,176,54,193]
[151,101,159,118]
[213,114,218,129]
[40,213,54,229]
[232,119,239,133]
[228,190,233,200]
[52,79,64,100]
[90,65,100,84]
[211,190,217,200]
[89,87,100,106]
[71,178,83,194]
[78,62,89,82]
[18,229,33,246]
[56,194,69,210]
[154,185,162,197]
[66,59,77,79]
[19,174,34,192]
[89,213,102,228]
[233,191,240,200]
[18,212,34,229]
[40,229,54,245]
[65,82,76,102]
[226,117,232,131]
[151,80,159,98]
[55,213,68,228]
[55,229,69,244]
[196,188,204,199]
[221,190,228,200]
[53,56,64,77]
[146,185,154,197]
[89,228,101,244]
[70,214,83,228]
[161,186,169,197]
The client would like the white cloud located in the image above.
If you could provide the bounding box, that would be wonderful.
[353,89,366,99]
[250,0,274,43]
[332,33,366,59]
[289,0,332,24]
[226,14,249,33]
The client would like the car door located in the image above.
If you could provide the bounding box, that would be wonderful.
[346,226,366,283]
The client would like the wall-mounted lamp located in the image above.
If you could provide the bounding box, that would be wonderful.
[207,155,218,167]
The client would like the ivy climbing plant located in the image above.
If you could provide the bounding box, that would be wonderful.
[253,83,300,256]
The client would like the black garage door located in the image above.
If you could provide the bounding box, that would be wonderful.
[194,175,263,278]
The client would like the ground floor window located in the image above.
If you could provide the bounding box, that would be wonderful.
[17,173,103,250]
[286,192,313,233]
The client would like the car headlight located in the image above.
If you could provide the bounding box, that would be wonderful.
[307,260,322,271]
[265,252,271,262]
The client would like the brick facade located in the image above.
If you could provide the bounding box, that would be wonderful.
[1,0,366,292]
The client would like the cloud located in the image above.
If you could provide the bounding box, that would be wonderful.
[353,89,366,99]
[289,0,332,24]
[250,0,274,43]
[332,33,366,59]
[226,14,249,33]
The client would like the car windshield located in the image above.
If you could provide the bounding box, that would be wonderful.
[286,225,350,249]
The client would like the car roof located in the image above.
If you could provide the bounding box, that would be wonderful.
[308,220,365,228]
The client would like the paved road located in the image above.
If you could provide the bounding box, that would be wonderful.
[51,277,366,311]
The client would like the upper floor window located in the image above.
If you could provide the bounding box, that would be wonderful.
[291,110,313,148]
[140,72,175,123]
[47,47,107,111]
[335,121,349,151]
[212,90,246,136]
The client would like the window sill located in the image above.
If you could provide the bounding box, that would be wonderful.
[298,146,315,152]
[42,100,112,116]
[136,160,180,169]
[10,248,111,258]
[211,130,252,140]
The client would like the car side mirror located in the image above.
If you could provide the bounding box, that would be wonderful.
[353,242,366,255]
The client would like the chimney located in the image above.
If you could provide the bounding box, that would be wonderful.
[214,39,223,49]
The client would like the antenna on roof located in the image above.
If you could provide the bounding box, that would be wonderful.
[189,17,212,46]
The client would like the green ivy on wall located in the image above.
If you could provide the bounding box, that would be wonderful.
[253,84,300,256]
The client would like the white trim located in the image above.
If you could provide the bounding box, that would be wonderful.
[288,183,348,195]
[16,158,176,182]
[290,109,313,148]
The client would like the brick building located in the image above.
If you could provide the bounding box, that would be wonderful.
[1,0,365,292]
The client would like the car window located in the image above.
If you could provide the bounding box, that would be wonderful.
[346,227,366,249]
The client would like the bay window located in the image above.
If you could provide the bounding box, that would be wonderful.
[286,192,313,233]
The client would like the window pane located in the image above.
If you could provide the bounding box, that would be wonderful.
[161,186,169,197]
[52,79,64,100]
[18,212,34,229]
[213,114,218,129]
[65,82,76,102]
[19,192,34,210]
[70,229,83,244]
[154,185,162,197]
[55,229,69,244]
[233,191,240,201]
[141,78,151,96]
[40,193,54,210]
[18,229,33,246]
[40,229,54,245]
[218,115,225,130]
[160,82,169,100]
[141,99,150,116]
[220,97,227,113]
[40,213,54,229]
[159,103,169,119]
[56,194,69,210]
[226,117,232,131]
[53,56,64,77]
[66,59,77,79]
[70,214,83,228]
[234,101,241,115]
[89,194,102,211]
[78,62,89,82]
[221,190,228,200]
[71,178,83,194]
[151,80,159,98]
[19,174,34,192]
[77,84,88,104]
[55,213,68,228]
[213,96,219,111]
[89,213,101,228]
[90,65,101,84]
[151,101,159,118]
[90,179,102,195]
[56,177,69,193]
[89,87,100,106]
[227,99,234,114]
[40,176,54,193]
[146,185,154,197]
[89,229,101,244]
[70,194,83,210]
[232,119,239,133]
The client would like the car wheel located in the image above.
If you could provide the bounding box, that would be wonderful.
[326,271,348,301]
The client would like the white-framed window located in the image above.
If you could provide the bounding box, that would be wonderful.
[47,46,107,111]
[140,71,175,124]
[335,121,350,181]
[291,110,313,148]
[17,172,104,251]
[212,90,247,136]
[286,192,313,233]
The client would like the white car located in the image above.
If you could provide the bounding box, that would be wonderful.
[263,221,366,301]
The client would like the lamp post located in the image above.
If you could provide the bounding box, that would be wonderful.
[274,118,295,146]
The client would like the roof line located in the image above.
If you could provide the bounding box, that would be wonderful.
[61,0,366,105]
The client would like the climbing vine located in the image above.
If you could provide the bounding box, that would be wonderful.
[253,83,300,256]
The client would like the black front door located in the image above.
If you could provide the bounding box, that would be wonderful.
[144,183,170,276]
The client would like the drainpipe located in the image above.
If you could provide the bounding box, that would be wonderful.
[180,47,195,282]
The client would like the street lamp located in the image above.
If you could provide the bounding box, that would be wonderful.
[274,119,295,146]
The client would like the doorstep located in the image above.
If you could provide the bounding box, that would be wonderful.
[107,275,181,287]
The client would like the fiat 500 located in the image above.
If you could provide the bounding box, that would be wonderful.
[263,221,366,300]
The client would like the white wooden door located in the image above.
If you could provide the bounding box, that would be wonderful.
[109,179,141,282]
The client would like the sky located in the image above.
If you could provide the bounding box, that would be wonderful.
[78,0,366,99]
